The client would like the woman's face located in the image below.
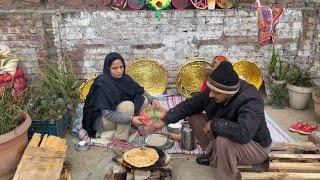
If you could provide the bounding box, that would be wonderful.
[109,59,124,78]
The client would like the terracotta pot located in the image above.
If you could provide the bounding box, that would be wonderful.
[287,83,313,110]
[0,113,31,179]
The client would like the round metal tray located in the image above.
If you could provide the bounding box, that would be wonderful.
[232,60,263,90]
[176,60,212,98]
[126,59,168,96]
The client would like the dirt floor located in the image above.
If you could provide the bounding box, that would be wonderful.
[66,101,317,180]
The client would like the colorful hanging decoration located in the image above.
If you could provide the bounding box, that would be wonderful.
[191,0,208,9]
[110,0,128,10]
[254,0,284,44]
[207,0,216,10]
[128,0,146,10]
[146,0,171,20]
[172,0,191,10]
[216,0,234,9]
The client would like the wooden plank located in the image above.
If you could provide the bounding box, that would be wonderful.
[239,162,320,171]
[28,133,41,147]
[13,134,67,180]
[40,134,48,147]
[269,153,320,160]
[269,162,320,171]
[240,172,320,179]
[271,142,318,152]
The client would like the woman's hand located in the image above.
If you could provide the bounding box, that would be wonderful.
[151,99,161,108]
[131,116,145,126]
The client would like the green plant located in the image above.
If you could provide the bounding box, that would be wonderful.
[27,84,66,122]
[270,84,285,101]
[270,84,286,109]
[266,46,289,81]
[287,65,313,87]
[267,46,278,75]
[0,86,28,135]
[37,54,79,105]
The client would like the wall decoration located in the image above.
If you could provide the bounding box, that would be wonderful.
[255,0,284,44]
[191,0,208,9]
[110,0,128,10]
[207,0,215,10]
[128,0,146,10]
[216,0,234,9]
[146,0,171,20]
[172,0,191,10]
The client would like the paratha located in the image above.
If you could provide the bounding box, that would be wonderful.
[123,147,159,168]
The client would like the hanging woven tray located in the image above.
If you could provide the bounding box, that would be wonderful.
[79,76,96,101]
[126,59,168,96]
[176,60,212,98]
[232,60,263,90]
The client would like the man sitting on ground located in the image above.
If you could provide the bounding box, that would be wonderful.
[150,61,272,180]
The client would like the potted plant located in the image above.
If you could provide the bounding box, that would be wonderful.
[264,46,289,100]
[0,86,31,179]
[286,65,314,110]
[28,55,79,137]
[270,84,286,109]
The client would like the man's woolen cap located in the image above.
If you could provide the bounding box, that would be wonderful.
[206,61,240,95]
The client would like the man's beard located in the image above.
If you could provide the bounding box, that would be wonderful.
[212,96,232,103]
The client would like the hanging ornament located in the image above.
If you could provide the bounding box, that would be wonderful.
[110,0,128,10]
[146,0,171,20]
[216,0,234,9]
[207,0,216,10]
[128,0,146,10]
[191,0,208,9]
[172,0,191,10]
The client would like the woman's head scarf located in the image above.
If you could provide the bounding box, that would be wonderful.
[82,52,145,137]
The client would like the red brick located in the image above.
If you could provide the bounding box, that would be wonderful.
[238,0,255,3]
[0,0,13,6]
[18,0,42,6]
[84,0,102,6]
[102,0,110,6]
[260,0,268,4]
[67,0,83,6]
[22,0,41,3]
[286,2,304,8]
[277,0,294,4]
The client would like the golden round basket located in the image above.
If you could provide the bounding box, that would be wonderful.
[232,60,263,90]
[126,59,168,96]
[176,60,212,98]
[79,76,96,101]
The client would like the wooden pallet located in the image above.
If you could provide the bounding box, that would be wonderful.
[13,133,70,180]
[238,142,320,180]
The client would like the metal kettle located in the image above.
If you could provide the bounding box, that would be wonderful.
[180,122,196,151]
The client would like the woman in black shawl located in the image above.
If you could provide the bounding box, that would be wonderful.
[82,52,160,139]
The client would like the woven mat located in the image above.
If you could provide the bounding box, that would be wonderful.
[78,95,293,155]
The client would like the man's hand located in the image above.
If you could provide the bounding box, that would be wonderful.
[151,99,161,108]
[131,116,145,126]
[203,120,212,134]
[150,121,165,133]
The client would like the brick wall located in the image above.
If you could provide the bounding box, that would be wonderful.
[52,9,305,93]
[0,1,319,92]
